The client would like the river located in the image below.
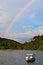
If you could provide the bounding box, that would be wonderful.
[0,50,43,65]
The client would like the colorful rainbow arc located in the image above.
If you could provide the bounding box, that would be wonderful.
[5,0,34,34]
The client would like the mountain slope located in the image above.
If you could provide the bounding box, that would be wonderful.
[0,37,22,49]
[0,35,43,50]
[24,35,43,50]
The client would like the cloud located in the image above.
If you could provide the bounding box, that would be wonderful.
[0,0,43,43]
[23,25,31,31]
[29,13,35,19]
[0,26,43,42]
[34,26,43,36]
[25,0,43,20]
[0,9,8,23]
[23,25,31,29]
[0,4,9,32]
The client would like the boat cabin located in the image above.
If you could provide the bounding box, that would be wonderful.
[26,54,35,62]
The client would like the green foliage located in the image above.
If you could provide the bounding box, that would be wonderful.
[38,45,43,50]
[23,35,43,50]
[0,34,43,50]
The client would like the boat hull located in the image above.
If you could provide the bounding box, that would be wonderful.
[26,57,35,62]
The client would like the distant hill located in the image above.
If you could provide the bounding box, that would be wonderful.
[23,35,43,50]
[0,37,22,50]
[0,35,43,50]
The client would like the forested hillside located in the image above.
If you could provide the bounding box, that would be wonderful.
[23,35,43,50]
[0,35,43,50]
[0,38,22,49]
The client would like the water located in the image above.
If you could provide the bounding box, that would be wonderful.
[0,50,43,65]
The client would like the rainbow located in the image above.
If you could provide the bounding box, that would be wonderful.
[5,0,34,34]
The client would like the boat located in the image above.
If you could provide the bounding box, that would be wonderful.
[25,54,35,62]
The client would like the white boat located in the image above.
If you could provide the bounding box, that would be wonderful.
[26,54,35,62]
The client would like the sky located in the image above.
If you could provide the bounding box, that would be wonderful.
[0,0,43,43]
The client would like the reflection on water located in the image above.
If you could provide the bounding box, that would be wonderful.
[25,61,35,65]
[26,62,30,65]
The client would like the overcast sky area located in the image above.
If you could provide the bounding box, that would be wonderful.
[0,0,43,43]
